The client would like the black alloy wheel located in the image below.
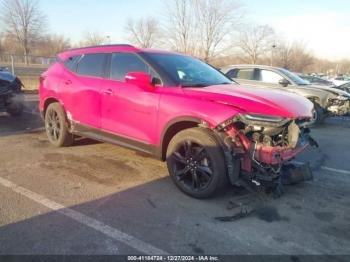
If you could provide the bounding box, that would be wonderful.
[171,140,214,192]
[166,127,229,198]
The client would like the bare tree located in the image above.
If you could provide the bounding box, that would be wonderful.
[289,42,314,72]
[272,39,293,69]
[79,31,106,47]
[125,17,160,48]
[35,34,71,56]
[0,33,4,54]
[237,24,275,64]
[193,0,242,62]
[269,40,314,72]
[0,0,46,64]
[163,0,195,54]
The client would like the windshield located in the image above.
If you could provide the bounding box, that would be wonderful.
[279,68,310,85]
[142,53,233,87]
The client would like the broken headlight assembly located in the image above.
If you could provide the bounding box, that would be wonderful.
[328,95,349,106]
[239,113,290,127]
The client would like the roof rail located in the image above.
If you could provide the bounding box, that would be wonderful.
[67,44,135,52]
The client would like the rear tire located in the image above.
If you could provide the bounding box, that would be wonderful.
[45,103,74,147]
[166,127,229,199]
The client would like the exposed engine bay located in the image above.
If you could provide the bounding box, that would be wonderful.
[216,114,318,189]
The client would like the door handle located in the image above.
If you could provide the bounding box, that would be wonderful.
[103,89,113,95]
[64,79,72,85]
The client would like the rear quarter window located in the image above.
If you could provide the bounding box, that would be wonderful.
[226,69,237,79]
[63,55,81,72]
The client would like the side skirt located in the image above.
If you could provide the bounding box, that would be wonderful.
[71,122,161,158]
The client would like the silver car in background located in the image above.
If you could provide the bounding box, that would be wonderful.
[221,65,350,125]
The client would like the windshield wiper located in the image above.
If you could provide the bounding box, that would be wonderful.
[217,82,233,85]
[181,83,208,88]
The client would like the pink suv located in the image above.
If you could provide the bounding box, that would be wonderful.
[39,44,315,198]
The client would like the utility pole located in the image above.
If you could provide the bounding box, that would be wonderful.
[105,35,111,44]
[270,44,277,67]
[11,55,15,75]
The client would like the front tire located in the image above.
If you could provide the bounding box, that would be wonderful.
[45,103,74,147]
[309,103,324,126]
[6,102,23,116]
[166,127,228,198]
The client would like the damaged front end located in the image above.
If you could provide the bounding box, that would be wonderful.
[0,76,24,115]
[327,96,350,116]
[216,113,318,188]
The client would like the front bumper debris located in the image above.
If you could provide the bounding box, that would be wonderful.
[252,143,308,165]
[215,162,313,221]
[281,161,313,185]
[220,119,317,188]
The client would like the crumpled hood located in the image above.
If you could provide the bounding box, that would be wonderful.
[183,84,314,119]
[306,84,350,98]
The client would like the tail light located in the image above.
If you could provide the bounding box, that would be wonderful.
[39,75,46,85]
[39,76,47,91]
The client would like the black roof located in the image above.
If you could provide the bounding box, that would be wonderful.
[68,44,135,52]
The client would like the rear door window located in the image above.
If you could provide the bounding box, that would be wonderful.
[235,68,255,80]
[109,52,157,81]
[76,53,108,78]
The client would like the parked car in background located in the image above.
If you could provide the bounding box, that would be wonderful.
[0,71,24,116]
[335,82,350,94]
[40,45,316,198]
[221,65,350,125]
[297,74,335,87]
[330,76,350,86]
[0,66,10,72]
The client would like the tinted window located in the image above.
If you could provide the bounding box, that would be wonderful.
[236,69,255,80]
[63,55,81,72]
[110,52,156,81]
[260,70,284,84]
[76,53,107,78]
[279,68,309,85]
[226,69,237,79]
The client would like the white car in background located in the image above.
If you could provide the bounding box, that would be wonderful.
[330,76,350,86]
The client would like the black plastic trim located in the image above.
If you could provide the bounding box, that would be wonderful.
[71,122,158,156]
[68,44,134,52]
[158,117,202,159]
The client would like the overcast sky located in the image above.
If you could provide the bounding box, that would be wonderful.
[41,0,350,60]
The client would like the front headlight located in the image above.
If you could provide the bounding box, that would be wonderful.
[240,113,290,127]
[242,113,285,122]
[329,96,349,106]
[336,96,349,101]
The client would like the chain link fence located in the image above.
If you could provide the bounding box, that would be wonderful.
[0,54,56,90]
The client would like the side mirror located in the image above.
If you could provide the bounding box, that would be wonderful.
[125,72,154,90]
[279,78,290,87]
